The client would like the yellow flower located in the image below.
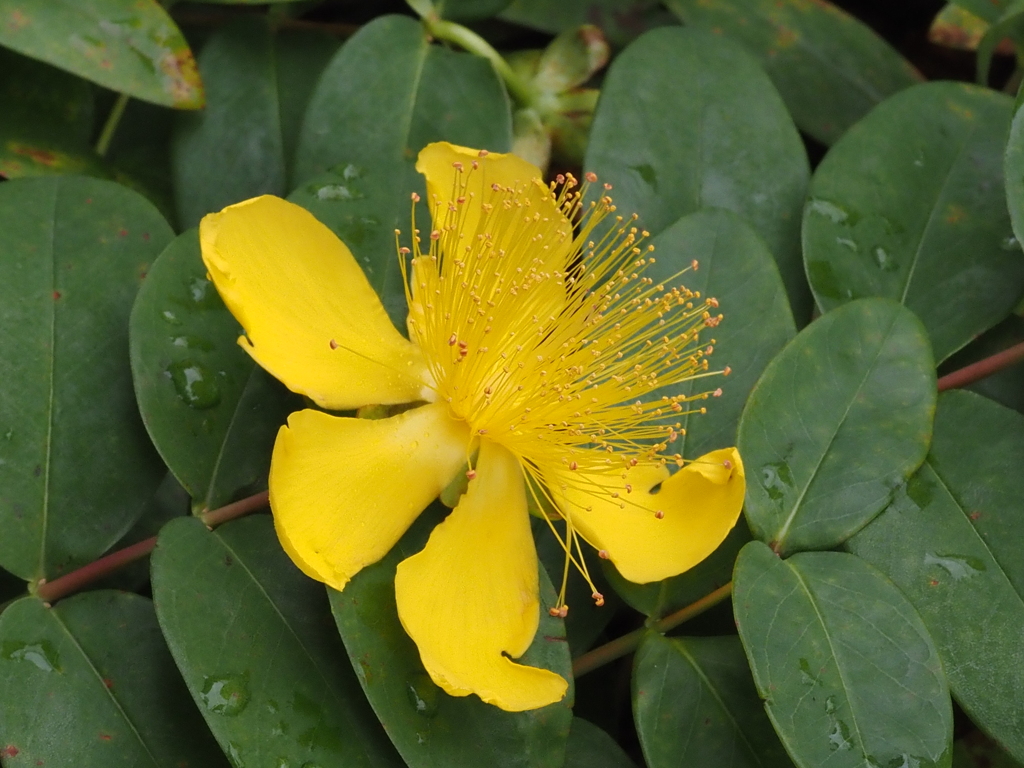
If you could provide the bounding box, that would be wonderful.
[199,142,745,712]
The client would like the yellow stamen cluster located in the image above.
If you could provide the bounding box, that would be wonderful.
[396,151,726,610]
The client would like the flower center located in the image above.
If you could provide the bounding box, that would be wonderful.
[400,153,724,475]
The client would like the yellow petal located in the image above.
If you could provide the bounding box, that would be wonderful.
[200,195,432,410]
[549,447,745,584]
[394,439,568,712]
[269,402,470,590]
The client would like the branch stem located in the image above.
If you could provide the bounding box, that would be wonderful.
[572,581,733,677]
[937,340,1024,392]
[94,93,130,157]
[34,490,269,604]
[419,16,535,107]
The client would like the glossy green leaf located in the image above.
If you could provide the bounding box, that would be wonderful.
[649,209,796,460]
[847,391,1024,763]
[0,132,110,180]
[0,0,203,109]
[329,503,574,768]
[172,18,284,230]
[129,229,295,511]
[152,515,402,768]
[0,592,223,767]
[275,29,340,180]
[585,27,811,321]
[0,176,171,581]
[734,542,953,768]
[804,82,1021,361]
[633,633,792,768]
[665,0,920,145]
[564,717,636,768]
[604,518,750,619]
[291,14,512,326]
[500,0,676,48]
[737,298,935,554]
[171,20,338,230]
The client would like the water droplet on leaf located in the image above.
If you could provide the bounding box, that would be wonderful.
[167,361,221,409]
[1,640,60,672]
[199,673,250,715]
[406,673,440,717]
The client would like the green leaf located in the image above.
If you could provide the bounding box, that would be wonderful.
[633,633,792,768]
[329,503,574,768]
[0,0,203,109]
[152,515,402,768]
[603,518,750,619]
[665,0,921,145]
[0,176,171,581]
[847,391,1024,763]
[649,209,796,460]
[564,717,637,768]
[734,542,953,768]
[171,20,339,230]
[737,298,936,554]
[500,0,677,48]
[952,0,1009,23]
[294,14,512,183]
[0,592,223,766]
[584,27,811,322]
[0,46,94,144]
[274,29,341,181]
[291,14,512,326]
[171,17,284,230]
[804,82,1021,362]
[436,0,513,21]
[129,230,295,510]
[0,49,107,180]
[954,731,1024,768]
[977,1,1024,85]
[1003,85,1024,253]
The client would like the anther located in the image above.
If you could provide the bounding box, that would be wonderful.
[654,510,665,519]
[411,192,420,202]
[448,333,458,346]
[478,149,489,157]
[399,247,410,254]
[329,339,338,350]
[585,172,598,183]
[430,230,440,240]
[592,592,605,607]
[466,469,477,480]
[548,605,569,618]
[723,460,732,469]
[453,161,463,171]
[723,366,732,376]
[569,461,578,470]
[713,388,723,397]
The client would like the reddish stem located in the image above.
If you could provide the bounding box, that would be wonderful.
[34,490,270,604]
[572,582,733,677]
[937,340,1024,392]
